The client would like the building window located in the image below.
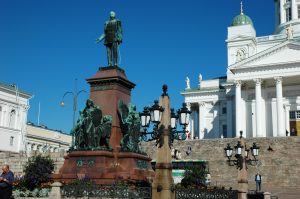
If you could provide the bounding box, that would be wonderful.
[222,125,227,138]
[290,111,300,120]
[222,107,227,114]
[290,111,295,119]
[9,109,16,128]
[296,111,300,119]
[286,7,292,22]
[10,136,14,146]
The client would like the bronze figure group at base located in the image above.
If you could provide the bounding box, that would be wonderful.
[71,99,143,153]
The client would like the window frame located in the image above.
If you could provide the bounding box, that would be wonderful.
[222,106,227,115]
[10,136,14,146]
[290,111,300,120]
[286,7,292,22]
[222,124,227,138]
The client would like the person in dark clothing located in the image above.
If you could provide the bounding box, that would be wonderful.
[290,127,297,136]
[0,164,14,199]
[255,173,262,192]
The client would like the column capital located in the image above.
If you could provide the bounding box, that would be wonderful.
[253,78,262,85]
[274,76,282,84]
[186,102,191,109]
[198,102,206,107]
[234,80,242,87]
[19,105,29,112]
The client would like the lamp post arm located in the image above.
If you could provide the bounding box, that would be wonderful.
[226,158,238,167]
[246,158,258,166]
[61,91,74,102]
[74,90,87,112]
[76,90,87,98]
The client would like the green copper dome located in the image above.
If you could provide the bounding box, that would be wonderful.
[231,13,253,27]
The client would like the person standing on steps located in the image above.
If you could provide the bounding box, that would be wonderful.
[255,172,262,192]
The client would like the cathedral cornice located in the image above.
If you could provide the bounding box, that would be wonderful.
[233,61,300,74]
[181,87,225,95]
[226,35,256,43]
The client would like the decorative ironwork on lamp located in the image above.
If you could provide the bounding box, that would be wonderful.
[224,131,260,170]
[139,85,191,145]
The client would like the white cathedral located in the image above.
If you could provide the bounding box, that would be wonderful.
[182,0,300,139]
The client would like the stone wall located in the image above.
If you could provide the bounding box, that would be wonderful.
[0,150,66,175]
[1,136,299,195]
[141,136,300,192]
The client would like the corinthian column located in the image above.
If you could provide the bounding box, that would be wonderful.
[280,0,285,24]
[254,79,263,137]
[186,103,191,138]
[198,102,206,139]
[291,0,297,20]
[235,81,242,137]
[275,77,285,137]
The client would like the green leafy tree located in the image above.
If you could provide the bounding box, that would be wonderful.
[23,155,54,190]
[181,165,207,188]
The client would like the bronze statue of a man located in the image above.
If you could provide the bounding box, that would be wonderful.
[96,11,122,67]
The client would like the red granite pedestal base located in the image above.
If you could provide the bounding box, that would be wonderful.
[52,150,154,184]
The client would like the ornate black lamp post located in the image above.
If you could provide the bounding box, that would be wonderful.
[59,79,87,146]
[224,131,260,199]
[139,85,191,199]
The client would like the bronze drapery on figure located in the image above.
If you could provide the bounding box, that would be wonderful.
[96,11,122,67]
[71,99,112,150]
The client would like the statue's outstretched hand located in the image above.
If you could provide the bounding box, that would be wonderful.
[95,38,101,44]
[96,34,105,44]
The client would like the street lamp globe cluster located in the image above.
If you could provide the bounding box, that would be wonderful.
[224,132,260,170]
[139,100,191,142]
[140,100,164,130]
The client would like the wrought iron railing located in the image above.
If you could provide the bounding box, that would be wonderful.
[175,187,238,199]
[247,191,264,199]
[61,184,151,199]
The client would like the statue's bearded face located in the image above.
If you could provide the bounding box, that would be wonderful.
[110,11,116,19]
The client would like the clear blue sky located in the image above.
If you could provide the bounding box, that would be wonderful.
[0,0,275,133]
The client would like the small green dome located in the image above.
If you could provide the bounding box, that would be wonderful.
[231,13,253,26]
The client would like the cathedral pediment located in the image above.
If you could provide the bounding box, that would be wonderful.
[229,40,300,72]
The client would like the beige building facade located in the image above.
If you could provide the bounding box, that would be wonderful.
[25,123,71,153]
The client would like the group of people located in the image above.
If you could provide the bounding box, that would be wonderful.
[0,164,14,199]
